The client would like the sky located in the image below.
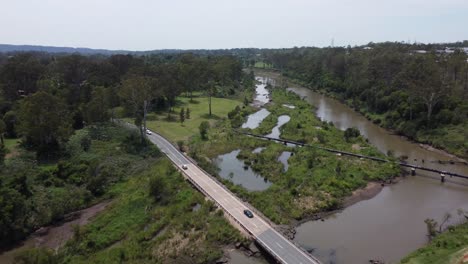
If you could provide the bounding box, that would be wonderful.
[1,0,467,50]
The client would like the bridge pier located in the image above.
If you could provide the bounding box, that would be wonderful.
[440,173,446,183]
[411,168,416,176]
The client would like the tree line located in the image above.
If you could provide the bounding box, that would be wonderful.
[0,51,244,248]
[261,42,468,157]
[0,52,244,159]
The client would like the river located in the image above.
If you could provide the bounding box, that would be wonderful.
[288,86,468,264]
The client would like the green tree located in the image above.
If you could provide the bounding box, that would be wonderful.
[207,81,217,117]
[199,121,210,140]
[0,53,45,100]
[2,111,17,138]
[85,86,110,124]
[119,75,159,141]
[185,108,191,119]
[344,127,360,142]
[149,175,168,204]
[0,187,28,247]
[17,91,72,154]
[0,120,5,145]
[0,144,6,166]
[180,107,185,124]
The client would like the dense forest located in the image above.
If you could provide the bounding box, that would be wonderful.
[261,42,468,158]
[0,51,245,249]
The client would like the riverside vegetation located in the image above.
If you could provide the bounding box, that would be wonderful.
[252,43,468,261]
[0,51,249,263]
[5,125,245,263]
[400,221,468,264]
[189,81,399,224]
[259,42,468,159]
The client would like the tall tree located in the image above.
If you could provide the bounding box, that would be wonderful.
[119,75,158,140]
[17,91,72,153]
[0,53,45,100]
[405,55,450,122]
[85,86,110,124]
[179,107,185,124]
[206,81,217,117]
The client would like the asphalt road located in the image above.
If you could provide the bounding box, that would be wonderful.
[147,132,320,264]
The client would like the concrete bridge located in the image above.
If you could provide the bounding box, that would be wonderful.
[147,132,321,264]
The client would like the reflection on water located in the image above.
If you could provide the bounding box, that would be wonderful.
[242,109,271,129]
[214,150,272,191]
[253,77,272,105]
[287,86,468,264]
[266,115,290,139]
[278,151,292,172]
[252,147,266,154]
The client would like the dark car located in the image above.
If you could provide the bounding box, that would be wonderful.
[243,209,254,218]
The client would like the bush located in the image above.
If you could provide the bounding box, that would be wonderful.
[344,127,360,142]
[13,248,57,264]
[199,121,210,140]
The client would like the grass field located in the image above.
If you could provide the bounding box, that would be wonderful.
[145,96,242,142]
[4,138,19,151]
[190,88,399,224]
[3,138,20,159]
[254,61,273,69]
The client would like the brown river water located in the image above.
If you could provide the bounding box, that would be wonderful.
[2,76,466,264]
[289,86,468,264]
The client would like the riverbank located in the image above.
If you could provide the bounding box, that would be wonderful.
[0,125,248,264]
[255,68,468,163]
[190,76,399,225]
[400,221,468,264]
[290,75,467,161]
[0,201,112,263]
[250,70,468,264]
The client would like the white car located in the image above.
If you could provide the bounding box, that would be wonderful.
[182,164,188,170]
[146,129,152,135]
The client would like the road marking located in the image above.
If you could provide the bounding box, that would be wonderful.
[276,242,284,249]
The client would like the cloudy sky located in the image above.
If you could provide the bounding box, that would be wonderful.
[1,0,467,50]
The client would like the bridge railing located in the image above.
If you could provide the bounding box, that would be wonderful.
[116,121,319,263]
[152,133,321,263]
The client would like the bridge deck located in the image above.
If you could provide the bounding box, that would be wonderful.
[148,132,320,264]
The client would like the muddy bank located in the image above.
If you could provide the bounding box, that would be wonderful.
[277,175,407,241]
[418,143,468,164]
[221,243,270,264]
[0,200,112,263]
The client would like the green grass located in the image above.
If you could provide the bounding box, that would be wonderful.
[254,62,273,69]
[58,158,245,264]
[417,123,468,159]
[401,222,468,264]
[3,138,20,157]
[145,96,242,142]
[190,88,399,224]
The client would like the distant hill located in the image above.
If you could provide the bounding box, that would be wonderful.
[0,44,262,57]
[0,44,135,55]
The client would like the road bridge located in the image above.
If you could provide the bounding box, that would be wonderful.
[147,132,321,264]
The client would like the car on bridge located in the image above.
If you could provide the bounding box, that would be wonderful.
[243,209,254,218]
[182,164,188,170]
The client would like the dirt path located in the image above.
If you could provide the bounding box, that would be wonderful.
[0,200,112,263]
